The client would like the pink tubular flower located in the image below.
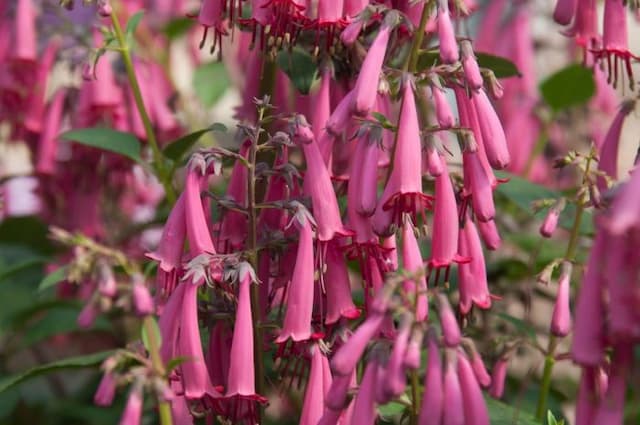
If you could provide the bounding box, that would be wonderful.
[438,294,461,347]
[158,282,186,363]
[341,18,363,45]
[36,89,66,175]
[463,144,496,222]
[318,0,344,24]
[343,0,367,17]
[294,118,351,242]
[132,276,154,316]
[326,89,355,138]
[119,385,143,425]
[471,90,510,170]
[276,212,316,342]
[607,165,640,234]
[425,138,444,177]
[225,263,265,403]
[184,164,215,257]
[331,313,384,376]
[179,282,218,399]
[351,359,379,425]
[597,100,635,191]
[77,300,99,329]
[457,352,490,425]
[352,22,391,116]
[325,369,355,410]
[382,314,412,399]
[553,0,577,25]
[489,357,508,399]
[300,344,327,425]
[401,218,429,321]
[437,0,459,64]
[11,0,37,64]
[312,68,332,143]
[477,219,501,250]
[461,40,483,91]
[403,329,423,370]
[431,81,455,129]
[468,347,491,388]
[323,242,359,324]
[571,230,606,366]
[373,79,431,235]
[458,216,492,314]
[94,371,117,407]
[218,141,250,252]
[442,350,465,425]
[551,262,573,337]
[540,206,560,238]
[197,0,228,53]
[592,345,631,424]
[353,129,381,217]
[429,158,463,269]
[567,0,598,49]
[418,335,443,425]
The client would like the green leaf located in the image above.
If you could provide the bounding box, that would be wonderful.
[486,396,541,425]
[495,172,593,235]
[141,317,162,354]
[61,128,142,163]
[0,257,47,284]
[125,10,145,36]
[0,350,114,394]
[193,62,231,107]
[416,50,521,79]
[547,410,563,425]
[162,123,227,161]
[0,216,55,255]
[476,52,522,78]
[38,266,68,292]
[276,47,319,95]
[496,312,537,341]
[166,356,190,373]
[378,401,407,418]
[163,17,195,39]
[540,64,595,111]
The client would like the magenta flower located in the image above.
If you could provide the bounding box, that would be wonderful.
[343,0,367,17]
[468,346,492,388]
[184,163,216,258]
[458,215,492,314]
[471,89,510,170]
[429,157,463,269]
[119,385,143,425]
[294,117,351,242]
[94,369,117,407]
[437,0,459,64]
[424,139,444,177]
[489,357,509,399]
[418,335,443,425]
[463,145,496,222]
[373,79,432,235]
[477,219,501,250]
[218,140,250,252]
[132,276,154,316]
[311,67,331,143]
[11,0,37,64]
[442,350,465,425]
[36,89,66,175]
[323,242,359,324]
[325,369,355,410]
[351,129,381,217]
[197,0,228,53]
[300,344,328,425]
[225,263,267,413]
[352,22,391,116]
[431,80,455,129]
[276,210,316,342]
[401,218,429,321]
[461,40,483,91]
[540,206,560,238]
[551,262,573,337]
[331,313,385,376]
[158,282,186,363]
[457,351,490,425]
[381,314,412,399]
[350,359,379,425]
[553,0,577,25]
[597,100,634,191]
[592,346,631,424]
[438,294,461,347]
[403,329,423,370]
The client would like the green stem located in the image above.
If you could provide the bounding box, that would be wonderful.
[410,369,421,425]
[535,154,592,420]
[535,339,556,420]
[110,12,176,205]
[143,316,173,425]
[406,2,432,72]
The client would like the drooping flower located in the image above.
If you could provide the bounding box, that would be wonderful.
[460,40,483,91]
[597,100,635,191]
[119,384,143,425]
[457,215,492,314]
[457,351,490,425]
[550,262,573,337]
[540,205,561,238]
[323,242,359,324]
[276,208,316,342]
[373,79,432,235]
[331,313,385,376]
[489,357,509,399]
[418,334,443,425]
[401,218,429,321]
[442,350,465,425]
[438,294,461,347]
[381,313,412,399]
[553,0,577,25]
[131,276,154,316]
[352,19,392,116]
[437,0,459,64]
[471,89,510,170]
[300,344,329,425]
[36,89,66,175]
[350,358,379,425]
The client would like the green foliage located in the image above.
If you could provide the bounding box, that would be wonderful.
[163,17,195,39]
[276,47,319,94]
[162,123,227,161]
[0,350,114,394]
[125,11,145,38]
[486,396,541,424]
[60,128,143,163]
[141,317,162,354]
[416,50,521,78]
[540,64,595,111]
[193,62,231,107]
[37,266,68,292]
